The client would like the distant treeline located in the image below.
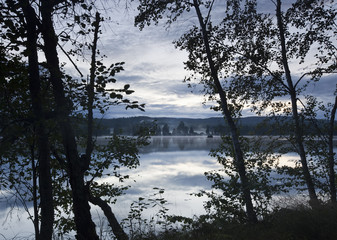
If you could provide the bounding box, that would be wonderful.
[91,116,337,136]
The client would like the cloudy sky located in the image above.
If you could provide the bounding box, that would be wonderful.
[64,0,336,119]
[96,2,216,119]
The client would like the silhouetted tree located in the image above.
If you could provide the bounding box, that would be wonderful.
[189,126,196,135]
[176,121,189,136]
[1,1,145,239]
[162,123,170,136]
[155,125,162,136]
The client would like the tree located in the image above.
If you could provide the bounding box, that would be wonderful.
[285,0,337,204]
[206,0,336,206]
[22,3,55,238]
[275,0,318,206]
[155,125,162,136]
[134,0,336,220]
[298,95,337,203]
[162,123,170,136]
[205,125,210,136]
[0,1,56,238]
[189,126,196,135]
[135,0,258,223]
[1,0,146,239]
[328,96,337,202]
[35,1,100,238]
[176,121,189,136]
[201,135,282,222]
[0,45,44,237]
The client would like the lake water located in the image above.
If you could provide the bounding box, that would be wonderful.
[0,136,336,239]
[113,137,223,217]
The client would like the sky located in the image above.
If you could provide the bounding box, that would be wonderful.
[63,0,336,119]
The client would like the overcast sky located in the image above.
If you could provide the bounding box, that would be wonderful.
[64,0,336,119]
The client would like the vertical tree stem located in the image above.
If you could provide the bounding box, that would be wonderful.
[21,2,54,239]
[276,0,318,206]
[39,1,99,239]
[193,0,257,223]
[328,95,337,203]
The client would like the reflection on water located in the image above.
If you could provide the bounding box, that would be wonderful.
[1,136,336,238]
[141,136,222,153]
[113,150,220,221]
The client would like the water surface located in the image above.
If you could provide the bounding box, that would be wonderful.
[1,135,336,238]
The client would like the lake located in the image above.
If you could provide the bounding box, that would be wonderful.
[0,135,336,239]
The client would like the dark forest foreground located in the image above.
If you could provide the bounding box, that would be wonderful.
[127,203,337,240]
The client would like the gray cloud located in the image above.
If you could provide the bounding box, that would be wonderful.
[306,75,336,100]
[90,0,336,120]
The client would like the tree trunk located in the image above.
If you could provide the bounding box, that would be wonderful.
[86,12,100,160]
[85,12,128,239]
[328,95,337,203]
[276,0,318,207]
[193,0,257,223]
[39,1,98,239]
[21,2,54,239]
[88,193,129,240]
[30,143,40,239]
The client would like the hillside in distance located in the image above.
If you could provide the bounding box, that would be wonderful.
[93,116,337,136]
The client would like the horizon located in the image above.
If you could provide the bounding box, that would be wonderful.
[96,115,331,120]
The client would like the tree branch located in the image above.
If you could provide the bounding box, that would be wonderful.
[88,192,128,240]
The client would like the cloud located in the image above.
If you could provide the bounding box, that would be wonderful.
[305,75,336,103]
[66,0,336,120]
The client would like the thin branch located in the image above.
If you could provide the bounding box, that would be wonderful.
[50,146,68,170]
[294,72,310,89]
[205,0,215,26]
[12,184,35,227]
[328,94,337,202]
[34,11,84,77]
[86,11,101,165]
[297,97,328,144]
[255,61,290,93]
[230,48,291,93]
[57,43,83,77]
[295,70,337,89]
[88,192,129,240]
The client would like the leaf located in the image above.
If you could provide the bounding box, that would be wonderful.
[125,90,134,95]
[108,78,116,83]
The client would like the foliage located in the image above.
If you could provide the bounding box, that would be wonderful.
[116,198,337,240]
[0,0,147,238]
[134,0,337,226]
[122,188,174,240]
[195,135,283,222]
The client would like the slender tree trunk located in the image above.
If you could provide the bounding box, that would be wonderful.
[193,0,257,223]
[21,2,54,239]
[86,12,100,159]
[276,0,318,207]
[328,95,337,203]
[30,143,40,238]
[39,1,98,239]
[86,13,128,239]
[88,193,129,240]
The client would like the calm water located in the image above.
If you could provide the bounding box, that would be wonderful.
[1,136,336,238]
